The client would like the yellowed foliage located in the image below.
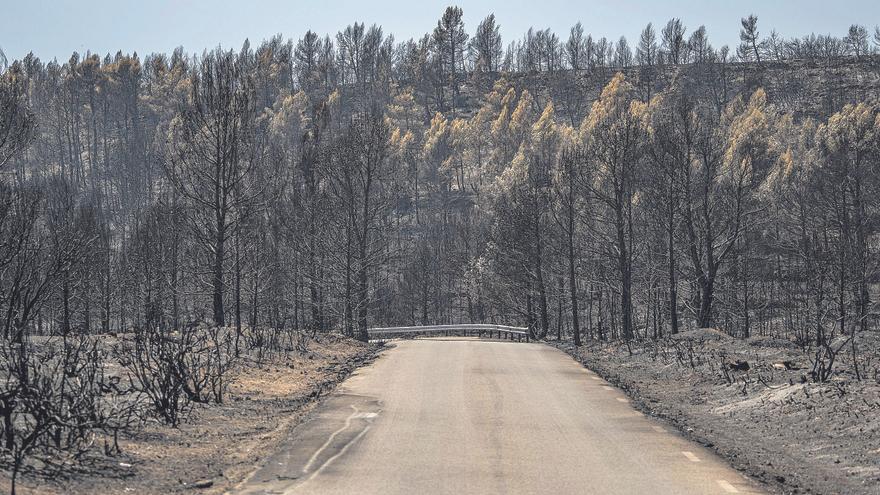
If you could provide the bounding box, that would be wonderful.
[269,90,311,139]
[423,112,449,157]
[500,87,516,110]
[532,101,556,139]
[450,118,470,147]
[327,89,341,108]
[510,89,535,140]
[557,123,578,149]
[724,88,772,180]
[495,143,530,194]
[580,72,637,140]
[386,88,420,130]
[491,105,510,138]
[817,102,877,155]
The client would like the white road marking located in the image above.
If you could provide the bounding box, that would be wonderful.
[682,451,701,462]
[602,386,614,391]
[651,426,665,433]
[717,480,739,493]
[301,426,372,487]
[616,397,628,403]
[303,406,359,474]
[310,427,371,477]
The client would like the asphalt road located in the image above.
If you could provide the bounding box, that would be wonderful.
[236,338,766,495]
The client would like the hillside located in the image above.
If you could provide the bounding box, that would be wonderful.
[453,57,880,124]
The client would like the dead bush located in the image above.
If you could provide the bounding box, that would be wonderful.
[809,333,851,383]
[0,333,138,495]
[117,325,238,425]
[244,326,307,365]
[181,327,237,404]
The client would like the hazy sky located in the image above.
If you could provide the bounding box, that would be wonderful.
[2,0,878,63]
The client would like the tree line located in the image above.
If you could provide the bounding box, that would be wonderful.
[0,8,878,346]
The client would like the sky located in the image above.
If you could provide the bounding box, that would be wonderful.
[2,0,879,64]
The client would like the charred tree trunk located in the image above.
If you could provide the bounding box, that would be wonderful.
[534,208,549,339]
[668,201,679,334]
[212,216,226,327]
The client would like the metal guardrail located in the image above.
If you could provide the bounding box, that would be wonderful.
[367,324,530,342]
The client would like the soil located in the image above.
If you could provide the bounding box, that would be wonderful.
[2,333,380,495]
[554,330,880,495]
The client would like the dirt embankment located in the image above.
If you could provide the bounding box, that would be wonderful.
[555,330,880,495]
[5,334,380,495]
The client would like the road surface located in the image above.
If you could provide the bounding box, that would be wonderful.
[236,338,765,495]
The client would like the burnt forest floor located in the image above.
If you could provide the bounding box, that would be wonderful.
[2,333,381,495]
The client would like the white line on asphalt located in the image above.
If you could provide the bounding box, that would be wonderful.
[304,426,372,483]
[682,451,701,462]
[602,386,614,391]
[303,406,359,474]
[717,480,739,493]
[651,426,665,433]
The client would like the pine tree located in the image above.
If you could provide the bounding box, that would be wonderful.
[432,6,468,116]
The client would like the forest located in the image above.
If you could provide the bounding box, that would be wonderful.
[2,7,880,492]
